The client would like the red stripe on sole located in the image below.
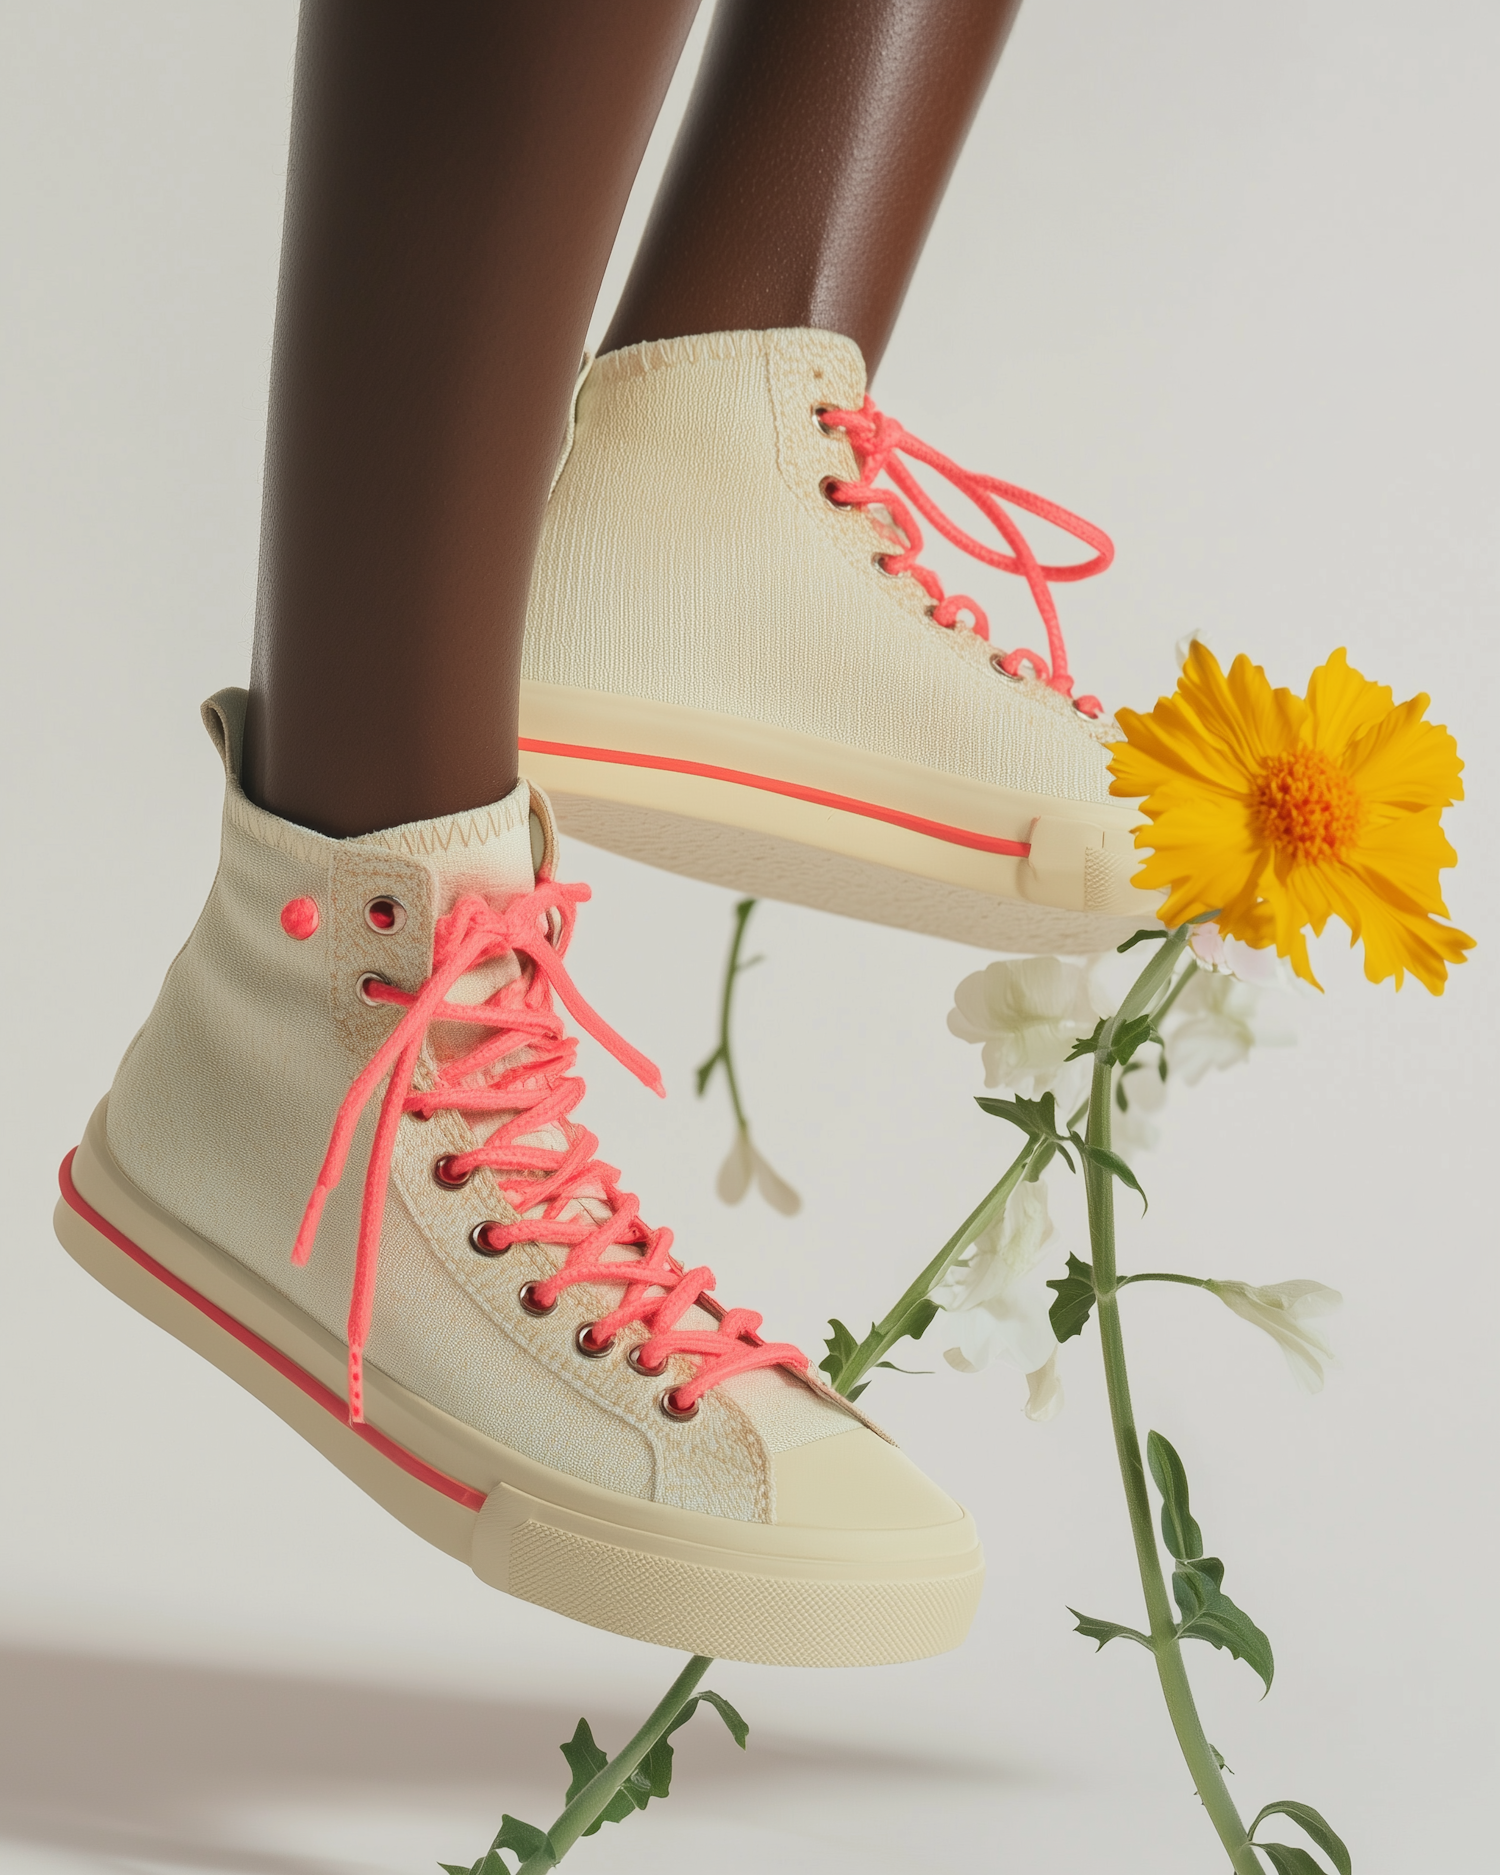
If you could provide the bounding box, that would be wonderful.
[517,736,1033,859]
[57,1151,487,1513]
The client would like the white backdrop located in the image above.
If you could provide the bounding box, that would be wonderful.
[2,4,1495,1871]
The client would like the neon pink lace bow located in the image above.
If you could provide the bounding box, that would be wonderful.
[819,396,1114,717]
[293,881,808,1422]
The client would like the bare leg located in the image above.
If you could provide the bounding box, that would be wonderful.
[246,0,700,837]
[601,0,1022,376]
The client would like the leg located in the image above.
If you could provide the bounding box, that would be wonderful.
[601,0,1023,375]
[246,0,700,837]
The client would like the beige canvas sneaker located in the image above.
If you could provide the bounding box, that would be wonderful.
[54,691,983,1667]
[519,326,1164,954]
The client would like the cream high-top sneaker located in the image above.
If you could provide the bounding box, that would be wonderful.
[519,327,1163,954]
[54,691,982,1667]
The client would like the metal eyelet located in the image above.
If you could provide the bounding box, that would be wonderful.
[518,1281,557,1317]
[819,475,847,508]
[575,1323,615,1359]
[872,553,898,576]
[432,1154,472,1190]
[989,653,1023,682]
[659,1388,699,1422]
[812,403,832,433]
[627,1344,668,1378]
[1072,697,1105,718]
[364,896,407,934]
[357,972,392,1006]
[469,1221,507,1257]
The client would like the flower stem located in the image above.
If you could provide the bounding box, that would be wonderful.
[696,898,758,1130]
[1116,1272,1212,1290]
[514,1654,714,1873]
[1085,934,1260,1875]
[830,1136,1036,1397]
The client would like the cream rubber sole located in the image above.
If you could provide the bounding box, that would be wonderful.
[54,1102,983,1667]
[519,680,1163,954]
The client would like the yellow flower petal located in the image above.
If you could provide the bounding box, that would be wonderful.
[1303,647,1395,756]
[1107,643,1473,994]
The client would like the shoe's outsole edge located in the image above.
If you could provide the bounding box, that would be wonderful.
[54,1122,984,1667]
[518,681,1162,953]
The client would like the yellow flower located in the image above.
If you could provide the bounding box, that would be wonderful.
[1108,644,1473,992]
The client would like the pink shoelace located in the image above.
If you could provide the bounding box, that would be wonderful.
[293,879,808,1423]
[819,397,1115,718]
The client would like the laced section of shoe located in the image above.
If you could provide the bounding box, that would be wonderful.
[292,881,809,1423]
[818,396,1114,718]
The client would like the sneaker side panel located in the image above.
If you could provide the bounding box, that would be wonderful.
[521,326,1117,804]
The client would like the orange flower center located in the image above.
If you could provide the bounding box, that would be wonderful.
[1250,747,1364,862]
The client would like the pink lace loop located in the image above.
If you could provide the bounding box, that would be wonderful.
[820,396,1113,718]
[292,881,807,1421]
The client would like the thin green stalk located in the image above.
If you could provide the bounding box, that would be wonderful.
[697,899,758,1129]
[515,1655,714,1874]
[1085,934,1260,1875]
[1117,1272,1211,1291]
[830,1136,1036,1397]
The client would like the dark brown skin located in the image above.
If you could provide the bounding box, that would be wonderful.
[245,0,700,836]
[247,0,1021,837]
[604,0,1023,374]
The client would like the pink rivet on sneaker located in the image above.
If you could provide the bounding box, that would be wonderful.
[280,897,320,940]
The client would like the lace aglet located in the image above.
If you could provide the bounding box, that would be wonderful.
[348,1348,364,1425]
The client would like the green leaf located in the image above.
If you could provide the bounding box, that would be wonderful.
[1249,1802,1351,1875]
[1118,928,1168,953]
[560,1720,638,1834]
[492,1818,553,1866]
[1074,1139,1149,1211]
[1257,1845,1332,1875]
[1146,1431,1204,1561]
[1065,1017,1109,1062]
[583,1686,749,1833]
[693,1047,722,1098]
[1111,1015,1162,1069]
[818,1319,860,1384]
[899,1297,940,1345]
[626,1735,674,1805]
[1209,1743,1233,1774]
[559,1718,608,1797]
[695,1688,750,1749]
[1065,1013,1160,1068]
[974,1090,1062,1142]
[1068,1608,1154,1652]
[1047,1254,1097,1343]
[439,1814,555,1875]
[1172,1558,1275,1695]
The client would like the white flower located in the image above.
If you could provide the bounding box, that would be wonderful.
[948,956,1108,1100]
[1206,1279,1341,1392]
[934,1178,1060,1414]
[1165,970,1296,1085]
[1188,922,1283,986]
[716,1125,801,1215]
[1023,1348,1065,1423]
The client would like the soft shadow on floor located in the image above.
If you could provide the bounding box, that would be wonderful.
[0,1645,1013,1874]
